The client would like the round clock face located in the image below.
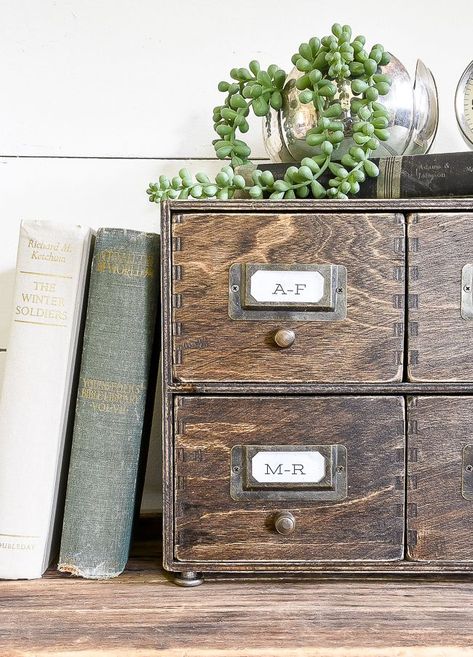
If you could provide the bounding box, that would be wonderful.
[456,61,473,147]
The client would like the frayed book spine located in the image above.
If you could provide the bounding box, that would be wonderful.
[58,228,160,579]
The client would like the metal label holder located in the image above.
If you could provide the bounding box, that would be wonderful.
[462,444,473,500]
[228,263,347,321]
[461,264,473,319]
[230,444,347,502]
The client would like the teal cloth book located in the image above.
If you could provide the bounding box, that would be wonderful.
[58,228,160,579]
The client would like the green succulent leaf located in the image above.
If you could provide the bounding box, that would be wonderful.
[364,160,380,177]
[253,96,269,116]
[261,170,274,186]
[148,25,391,204]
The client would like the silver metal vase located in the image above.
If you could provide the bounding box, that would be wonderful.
[263,56,438,163]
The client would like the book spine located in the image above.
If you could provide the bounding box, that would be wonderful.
[258,152,473,198]
[0,220,93,579]
[58,228,160,579]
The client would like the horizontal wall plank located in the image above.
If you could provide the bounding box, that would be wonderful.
[0,156,196,510]
[0,155,222,388]
[0,156,224,342]
[0,0,470,157]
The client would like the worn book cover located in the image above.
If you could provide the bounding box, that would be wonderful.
[258,151,473,198]
[0,220,93,579]
[58,228,160,579]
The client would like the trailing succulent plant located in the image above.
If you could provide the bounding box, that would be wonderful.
[147,23,392,202]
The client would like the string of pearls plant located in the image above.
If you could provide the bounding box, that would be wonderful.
[147,23,392,203]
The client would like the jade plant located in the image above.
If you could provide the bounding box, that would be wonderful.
[147,23,392,202]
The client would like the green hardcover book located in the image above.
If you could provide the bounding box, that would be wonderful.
[58,228,160,579]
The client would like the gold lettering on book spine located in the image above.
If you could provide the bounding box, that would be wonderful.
[96,250,154,278]
[79,378,144,415]
[26,238,73,264]
[14,276,69,325]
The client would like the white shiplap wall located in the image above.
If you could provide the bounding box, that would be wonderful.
[0,0,472,504]
[2,0,473,353]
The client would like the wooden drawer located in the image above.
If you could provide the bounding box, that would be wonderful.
[170,212,405,384]
[407,396,473,562]
[173,396,405,564]
[408,212,473,382]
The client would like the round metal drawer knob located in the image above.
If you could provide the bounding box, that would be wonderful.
[274,511,296,536]
[274,328,295,348]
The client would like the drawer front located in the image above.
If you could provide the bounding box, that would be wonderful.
[407,396,473,562]
[408,212,473,381]
[174,396,405,564]
[170,212,405,384]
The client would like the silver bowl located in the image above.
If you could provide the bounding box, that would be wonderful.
[263,55,438,163]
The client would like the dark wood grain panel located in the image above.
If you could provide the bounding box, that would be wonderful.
[173,396,405,564]
[170,212,404,383]
[408,212,473,381]
[407,396,473,562]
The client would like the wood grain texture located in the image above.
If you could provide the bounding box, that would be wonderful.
[172,396,405,564]
[165,199,473,213]
[170,211,404,384]
[168,382,473,394]
[407,396,473,562]
[2,519,473,656]
[160,200,473,579]
[407,212,473,381]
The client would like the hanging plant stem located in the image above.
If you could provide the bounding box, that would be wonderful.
[147,23,392,202]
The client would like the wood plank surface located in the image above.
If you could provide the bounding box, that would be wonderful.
[171,211,404,383]
[2,519,473,656]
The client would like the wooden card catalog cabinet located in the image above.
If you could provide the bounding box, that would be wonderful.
[161,199,473,586]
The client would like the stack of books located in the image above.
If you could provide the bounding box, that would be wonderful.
[0,221,160,580]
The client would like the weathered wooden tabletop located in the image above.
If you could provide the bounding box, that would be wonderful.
[1,517,473,657]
